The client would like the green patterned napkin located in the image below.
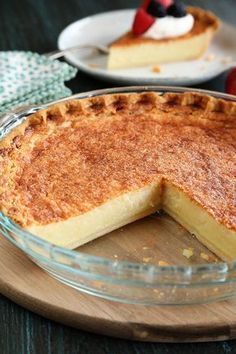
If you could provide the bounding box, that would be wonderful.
[0,51,78,113]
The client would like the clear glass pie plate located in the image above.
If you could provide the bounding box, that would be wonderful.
[0,86,236,306]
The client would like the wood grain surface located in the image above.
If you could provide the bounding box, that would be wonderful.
[1,236,236,349]
[0,0,235,353]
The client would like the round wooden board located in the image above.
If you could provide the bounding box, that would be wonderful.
[1,237,236,343]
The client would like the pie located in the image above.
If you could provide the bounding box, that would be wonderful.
[108,7,220,70]
[0,91,235,261]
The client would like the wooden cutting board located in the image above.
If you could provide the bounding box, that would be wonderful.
[0,236,236,343]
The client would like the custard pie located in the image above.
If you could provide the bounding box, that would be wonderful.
[0,92,235,261]
[108,4,220,69]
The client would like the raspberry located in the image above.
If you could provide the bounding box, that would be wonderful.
[141,0,151,10]
[132,8,155,35]
[157,0,173,8]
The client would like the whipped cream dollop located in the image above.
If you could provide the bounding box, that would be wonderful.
[142,14,194,40]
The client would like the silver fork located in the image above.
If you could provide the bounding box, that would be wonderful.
[46,44,110,60]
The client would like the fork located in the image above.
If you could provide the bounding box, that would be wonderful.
[46,44,110,60]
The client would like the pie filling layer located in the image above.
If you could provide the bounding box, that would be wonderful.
[0,91,235,261]
[28,182,162,249]
[108,29,215,69]
[27,181,236,261]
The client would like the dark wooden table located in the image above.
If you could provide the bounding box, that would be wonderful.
[0,0,235,353]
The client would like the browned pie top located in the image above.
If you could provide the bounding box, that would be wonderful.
[111,7,220,47]
[0,92,235,231]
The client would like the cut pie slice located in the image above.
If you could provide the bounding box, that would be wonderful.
[0,91,235,261]
[108,7,220,69]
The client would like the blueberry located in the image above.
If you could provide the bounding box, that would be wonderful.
[147,1,167,18]
[167,2,187,17]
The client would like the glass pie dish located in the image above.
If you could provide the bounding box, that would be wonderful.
[0,86,236,306]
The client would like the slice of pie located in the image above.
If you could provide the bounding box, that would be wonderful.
[0,92,235,261]
[108,6,220,70]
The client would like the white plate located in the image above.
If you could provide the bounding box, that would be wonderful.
[58,9,236,86]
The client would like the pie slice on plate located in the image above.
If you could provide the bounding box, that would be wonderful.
[108,6,220,69]
[0,91,235,261]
